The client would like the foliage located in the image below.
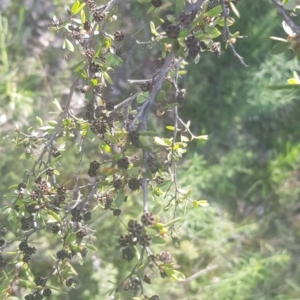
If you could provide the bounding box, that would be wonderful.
[2,0,300,300]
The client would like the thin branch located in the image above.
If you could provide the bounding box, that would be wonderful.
[27,76,80,177]
[180,264,218,282]
[129,53,174,130]
[272,0,300,36]
[220,0,247,67]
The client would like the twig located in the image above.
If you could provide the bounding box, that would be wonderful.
[180,264,218,282]
[27,76,79,177]
[272,0,300,36]
[220,0,247,67]
[129,53,174,130]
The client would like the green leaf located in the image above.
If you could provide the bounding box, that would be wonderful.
[36,116,43,127]
[193,135,208,140]
[152,202,162,215]
[103,72,113,84]
[229,1,240,18]
[156,90,165,102]
[102,37,112,49]
[205,25,221,38]
[81,9,86,24]
[65,38,74,52]
[71,1,85,15]
[71,1,80,15]
[100,168,118,176]
[270,36,288,42]
[87,128,95,142]
[152,236,167,244]
[86,244,97,251]
[196,200,209,207]
[175,0,184,15]
[47,209,61,222]
[216,17,235,26]
[137,91,149,104]
[137,0,151,3]
[150,21,157,35]
[53,98,63,112]
[164,217,182,228]
[153,136,168,146]
[205,5,222,17]
[65,232,76,246]
[267,84,300,90]
[166,126,175,131]
[146,5,156,14]
[115,190,125,208]
[270,42,290,55]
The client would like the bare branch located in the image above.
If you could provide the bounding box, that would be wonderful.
[220,0,247,67]
[272,0,300,36]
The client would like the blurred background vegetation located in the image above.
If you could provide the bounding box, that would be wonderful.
[1,0,300,299]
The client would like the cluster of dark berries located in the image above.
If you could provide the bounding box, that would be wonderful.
[113,209,122,216]
[176,89,187,105]
[119,220,151,260]
[19,241,37,263]
[76,228,87,239]
[17,182,26,191]
[114,30,124,41]
[140,81,151,92]
[125,277,141,291]
[185,35,200,58]
[0,239,5,247]
[56,249,69,260]
[26,203,40,214]
[51,224,60,234]
[113,178,123,189]
[0,253,6,268]
[146,156,159,173]
[83,20,91,31]
[21,216,34,231]
[52,17,63,28]
[164,23,180,39]
[98,192,114,209]
[143,273,152,284]
[88,160,100,177]
[151,0,162,7]
[85,0,96,10]
[29,190,39,201]
[91,119,107,135]
[141,212,155,226]
[25,292,46,300]
[90,61,100,73]
[211,42,221,58]
[116,47,123,58]
[85,101,95,121]
[128,178,140,191]
[71,207,92,223]
[93,8,104,22]
[85,48,95,59]
[100,85,112,101]
[0,227,7,236]
[35,276,46,287]
[158,251,172,263]
[37,180,49,193]
[46,168,54,176]
[43,288,52,297]
[154,176,164,184]
[179,12,193,26]
[105,101,114,111]
[117,157,130,169]
[121,246,135,261]
[128,130,141,148]
[66,277,76,287]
